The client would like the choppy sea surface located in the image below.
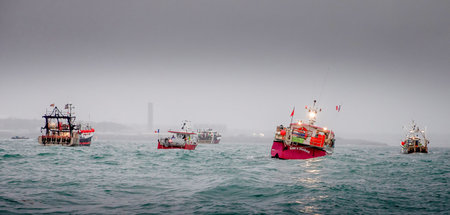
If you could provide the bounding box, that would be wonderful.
[0,138,448,214]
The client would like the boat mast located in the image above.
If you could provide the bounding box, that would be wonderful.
[64,103,76,137]
[307,100,321,125]
[181,120,192,133]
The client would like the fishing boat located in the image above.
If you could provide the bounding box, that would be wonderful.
[197,129,221,144]
[401,121,429,154]
[271,100,336,159]
[157,121,198,150]
[38,104,95,146]
[11,136,29,140]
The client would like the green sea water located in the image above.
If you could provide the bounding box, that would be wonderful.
[0,139,448,214]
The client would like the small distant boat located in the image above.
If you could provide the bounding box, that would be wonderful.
[271,100,336,159]
[38,104,95,146]
[401,121,429,154]
[197,129,221,144]
[157,121,198,150]
[11,136,29,140]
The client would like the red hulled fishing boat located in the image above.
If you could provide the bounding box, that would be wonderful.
[271,100,336,159]
[157,121,198,150]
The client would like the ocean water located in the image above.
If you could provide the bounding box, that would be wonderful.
[0,139,448,214]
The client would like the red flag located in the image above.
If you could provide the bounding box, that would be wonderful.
[290,107,295,117]
[50,103,55,107]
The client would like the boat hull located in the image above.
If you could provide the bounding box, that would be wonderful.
[11,136,29,140]
[401,146,428,154]
[38,133,92,147]
[197,139,220,144]
[79,135,93,146]
[271,141,328,159]
[157,141,197,150]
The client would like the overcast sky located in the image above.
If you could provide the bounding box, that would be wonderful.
[1,0,449,140]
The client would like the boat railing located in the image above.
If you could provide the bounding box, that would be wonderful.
[275,125,330,148]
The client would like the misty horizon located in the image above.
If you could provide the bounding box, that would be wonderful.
[1,0,449,144]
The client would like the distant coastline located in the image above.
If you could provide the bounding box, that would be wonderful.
[0,118,448,147]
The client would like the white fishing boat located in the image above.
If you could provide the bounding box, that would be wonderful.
[197,129,221,144]
[401,121,429,154]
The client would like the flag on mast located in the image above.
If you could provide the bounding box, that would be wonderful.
[289,106,295,125]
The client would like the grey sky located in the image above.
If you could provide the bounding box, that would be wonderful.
[1,0,449,139]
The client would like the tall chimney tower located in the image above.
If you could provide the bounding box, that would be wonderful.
[148,102,153,131]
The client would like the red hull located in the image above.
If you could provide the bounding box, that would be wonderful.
[79,142,91,146]
[157,142,197,150]
[271,141,328,159]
